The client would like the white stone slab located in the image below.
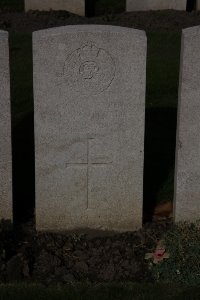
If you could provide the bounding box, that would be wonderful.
[174,26,200,222]
[25,0,85,16]
[0,31,12,221]
[126,0,186,11]
[33,25,146,232]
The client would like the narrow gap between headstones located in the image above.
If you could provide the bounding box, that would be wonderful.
[143,108,177,222]
[9,32,35,229]
[85,0,95,17]
[186,0,196,11]
[143,31,181,222]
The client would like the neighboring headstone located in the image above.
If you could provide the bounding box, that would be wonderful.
[25,0,85,16]
[33,25,146,232]
[196,0,200,10]
[0,31,12,221]
[174,26,200,222]
[126,0,187,11]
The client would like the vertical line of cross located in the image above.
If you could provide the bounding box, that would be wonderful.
[66,138,112,209]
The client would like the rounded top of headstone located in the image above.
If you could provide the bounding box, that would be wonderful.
[182,26,200,37]
[33,25,146,40]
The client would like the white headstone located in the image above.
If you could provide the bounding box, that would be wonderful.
[33,25,146,232]
[126,0,186,11]
[0,31,12,221]
[25,0,85,16]
[174,26,200,222]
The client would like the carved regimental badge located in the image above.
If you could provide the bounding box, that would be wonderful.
[64,42,115,95]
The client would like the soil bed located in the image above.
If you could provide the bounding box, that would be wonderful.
[0,219,172,285]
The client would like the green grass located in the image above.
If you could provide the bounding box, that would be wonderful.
[150,221,200,285]
[0,283,200,300]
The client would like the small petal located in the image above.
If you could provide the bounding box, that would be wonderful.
[153,257,161,264]
[163,253,170,259]
[145,253,153,260]
[154,248,165,257]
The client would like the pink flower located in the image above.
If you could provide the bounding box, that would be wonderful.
[145,240,170,264]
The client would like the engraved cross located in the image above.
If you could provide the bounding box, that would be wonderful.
[66,138,112,209]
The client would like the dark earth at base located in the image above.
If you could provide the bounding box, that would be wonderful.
[0,219,172,285]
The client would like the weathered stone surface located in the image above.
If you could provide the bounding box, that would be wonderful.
[33,25,146,232]
[25,0,85,16]
[126,0,186,11]
[174,26,200,222]
[0,31,12,221]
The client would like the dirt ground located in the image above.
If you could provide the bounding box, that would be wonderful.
[0,219,172,285]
